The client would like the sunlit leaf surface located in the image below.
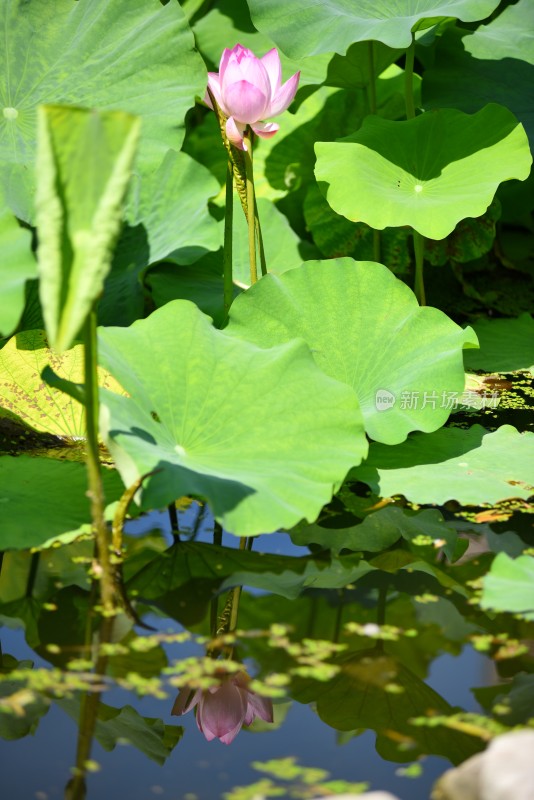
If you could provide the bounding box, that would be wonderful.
[315,105,532,239]
[98,300,367,536]
[0,0,205,222]
[247,0,500,57]
[225,259,476,443]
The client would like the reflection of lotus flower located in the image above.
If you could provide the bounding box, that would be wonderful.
[205,43,300,151]
[172,671,273,744]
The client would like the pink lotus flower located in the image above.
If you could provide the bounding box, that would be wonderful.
[205,44,300,151]
[171,671,273,744]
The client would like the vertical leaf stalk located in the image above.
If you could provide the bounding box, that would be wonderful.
[367,42,381,263]
[224,159,234,314]
[404,35,426,304]
[413,230,426,306]
[83,308,115,615]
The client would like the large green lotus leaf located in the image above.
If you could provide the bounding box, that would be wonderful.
[464,0,534,66]
[193,0,330,87]
[315,105,532,240]
[0,330,125,438]
[480,553,534,620]
[0,201,37,337]
[463,314,534,375]
[423,28,534,147]
[36,105,140,352]
[291,506,457,559]
[246,0,500,57]
[98,150,221,327]
[354,425,534,505]
[127,541,374,601]
[225,259,476,444]
[0,456,125,550]
[0,0,205,222]
[98,300,367,536]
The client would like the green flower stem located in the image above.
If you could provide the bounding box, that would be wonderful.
[224,159,234,315]
[255,204,267,277]
[83,308,115,616]
[404,35,416,121]
[243,130,258,285]
[413,229,426,305]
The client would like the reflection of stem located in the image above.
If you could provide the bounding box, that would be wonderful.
[404,35,416,120]
[243,130,258,285]
[224,160,234,316]
[168,503,180,543]
[228,537,248,634]
[25,552,40,597]
[210,522,223,638]
[84,308,115,616]
[332,589,344,643]
[377,584,388,626]
[65,616,114,800]
[413,230,426,306]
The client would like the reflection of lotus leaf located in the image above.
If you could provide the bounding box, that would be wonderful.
[291,648,480,764]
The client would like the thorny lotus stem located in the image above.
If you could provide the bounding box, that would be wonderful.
[243,130,258,284]
[83,307,115,616]
[404,35,416,121]
[207,87,247,216]
[413,230,426,305]
[224,159,234,315]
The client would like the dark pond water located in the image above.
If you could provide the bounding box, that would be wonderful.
[1,504,521,800]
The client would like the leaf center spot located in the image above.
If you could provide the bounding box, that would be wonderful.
[175,444,186,457]
[414,183,423,193]
[3,107,18,120]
